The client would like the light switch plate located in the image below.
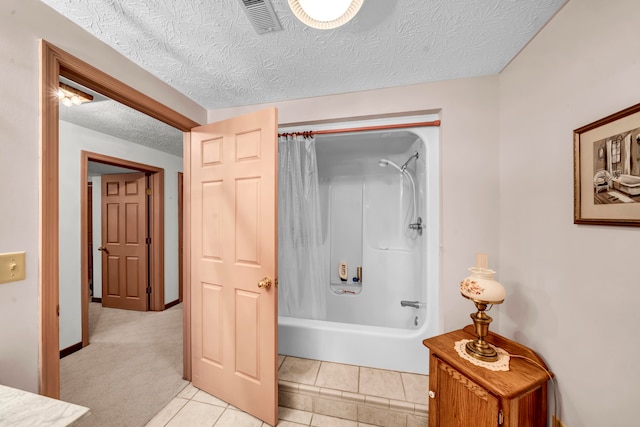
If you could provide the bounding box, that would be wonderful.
[0,252,26,284]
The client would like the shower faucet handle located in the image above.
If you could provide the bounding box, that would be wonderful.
[409,217,423,236]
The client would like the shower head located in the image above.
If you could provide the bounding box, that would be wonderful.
[378,158,403,172]
[379,156,420,234]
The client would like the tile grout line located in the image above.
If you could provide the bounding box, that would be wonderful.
[313,360,321,387]
[400,371,407,403]
[160,397,188,427]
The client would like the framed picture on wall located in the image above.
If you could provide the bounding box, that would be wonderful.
[574,102,640,226]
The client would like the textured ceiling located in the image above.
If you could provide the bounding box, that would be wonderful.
[44,0,567,155]
[58,77,184,156]
[60,97,185,156]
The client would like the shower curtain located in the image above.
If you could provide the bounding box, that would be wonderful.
[624,134,631,175]
[278,135,327,319]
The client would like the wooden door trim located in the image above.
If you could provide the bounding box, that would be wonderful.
[150,171,165,311]
[80,156,88,346]
[83,152,164,173]
[178,172,184,304]
[40,39,198,398]
[182,134,192,381]
[81,152,166,345]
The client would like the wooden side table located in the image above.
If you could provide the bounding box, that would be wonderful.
[422,325,550,427]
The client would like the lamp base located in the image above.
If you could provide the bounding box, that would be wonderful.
[465,340,498,362]
[465,301,500,362]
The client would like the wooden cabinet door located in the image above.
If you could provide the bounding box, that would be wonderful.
[429,356,500,427]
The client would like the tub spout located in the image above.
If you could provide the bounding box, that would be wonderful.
[400,300,423,308]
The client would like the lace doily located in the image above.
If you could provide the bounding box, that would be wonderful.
[454,339,510,371]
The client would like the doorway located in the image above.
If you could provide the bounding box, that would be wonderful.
[79,153,166,348]
[40,40,199,398]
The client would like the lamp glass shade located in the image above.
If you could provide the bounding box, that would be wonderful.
[460,267,505,304]
[298,0,352,21]
[288,0,364,29]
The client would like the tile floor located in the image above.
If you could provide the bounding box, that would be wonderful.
[146,356,429,427]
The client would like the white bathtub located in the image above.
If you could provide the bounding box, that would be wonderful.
[278,311,436,375]
[613,174,640,196]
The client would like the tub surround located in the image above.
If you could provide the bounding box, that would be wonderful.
[278,123,440,375]
[0,384,89,426]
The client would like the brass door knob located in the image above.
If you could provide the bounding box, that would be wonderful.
[258,277,272,289]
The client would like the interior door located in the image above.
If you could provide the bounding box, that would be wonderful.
[190,107,278,426]
[100,173,149,311]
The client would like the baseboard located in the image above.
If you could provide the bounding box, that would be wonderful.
[165,299,180,310]
[60,342,83,359]
[91,297,102,303]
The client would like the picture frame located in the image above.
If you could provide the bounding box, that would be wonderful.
[574,102,640,226]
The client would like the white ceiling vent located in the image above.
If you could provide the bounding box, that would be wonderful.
[238,0,282,34]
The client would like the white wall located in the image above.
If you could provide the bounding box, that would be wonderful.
[59,121,183,351]
[0,0,204,392]
[210,76,501,339]
[498,0,640,425]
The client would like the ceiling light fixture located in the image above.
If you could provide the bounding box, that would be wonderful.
[288,0,364,30]
[57,82,93,107]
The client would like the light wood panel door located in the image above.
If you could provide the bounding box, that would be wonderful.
[190,108,278,426]
[100,173,149,311]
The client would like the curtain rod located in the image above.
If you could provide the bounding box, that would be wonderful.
[277,120,440,137]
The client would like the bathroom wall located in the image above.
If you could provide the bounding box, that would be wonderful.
[498,0,640,425]
[327,176,363,288]
[317,133,426,329]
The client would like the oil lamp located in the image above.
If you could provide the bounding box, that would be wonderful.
[459,253,505,362]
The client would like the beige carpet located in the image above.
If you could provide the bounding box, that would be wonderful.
[61,302,188,427]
